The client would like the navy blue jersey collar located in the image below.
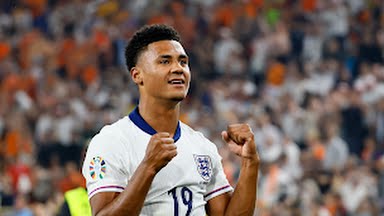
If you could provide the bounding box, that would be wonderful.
[129,107,181,142]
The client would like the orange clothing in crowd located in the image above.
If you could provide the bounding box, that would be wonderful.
[244,0,264,18]
[312,143,325,161]
[266,62,285,86]
[147,14,172,26]
[59,170,86,193]
[358,9,371,24]
[214,4,236,27]
[93,29,111,51]
[18,30,41,70]
[0,42,11,61]
[2,73,20,94]
[1,72,37,102]
[23,0,47,17]
[252,0,264,8]
[179,112,189,124]
[4,130,33,158]
[301,0,317,12]
[81,65,99,86]
[64,43,95,80]
[58,38,76,68]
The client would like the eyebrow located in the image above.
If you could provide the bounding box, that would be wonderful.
[159,54,189,59]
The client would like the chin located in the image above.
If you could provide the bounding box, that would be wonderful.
[170,96,186,102]
[169,93,187,102]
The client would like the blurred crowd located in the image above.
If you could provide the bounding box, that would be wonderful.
[0,0,384,215]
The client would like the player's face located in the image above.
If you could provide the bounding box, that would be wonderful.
[135,40,191,102]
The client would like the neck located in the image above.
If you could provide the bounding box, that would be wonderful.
[138,100,180,136]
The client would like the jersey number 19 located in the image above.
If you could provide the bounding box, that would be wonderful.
[168,187,193,216]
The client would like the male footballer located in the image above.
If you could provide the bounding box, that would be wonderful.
[82,24,260,216]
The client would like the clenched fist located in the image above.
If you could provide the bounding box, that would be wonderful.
[143,132,177,173]
[222,124,259,161]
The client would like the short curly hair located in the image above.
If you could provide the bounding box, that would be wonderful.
[125,24,181,71]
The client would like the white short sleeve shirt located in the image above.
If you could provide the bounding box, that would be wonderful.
[82,107,233,215]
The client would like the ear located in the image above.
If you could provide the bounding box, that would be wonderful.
[130,67,143,85]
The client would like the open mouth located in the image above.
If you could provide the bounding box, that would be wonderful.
[168,79,185,84]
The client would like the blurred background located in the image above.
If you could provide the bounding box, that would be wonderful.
[0,0,384,215]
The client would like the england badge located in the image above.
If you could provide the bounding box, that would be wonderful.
[193,154,212,182]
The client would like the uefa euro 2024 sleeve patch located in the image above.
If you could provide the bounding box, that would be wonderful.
[193,154,212,182]
[89,156,106,180]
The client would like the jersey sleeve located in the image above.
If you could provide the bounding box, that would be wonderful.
[82,128,128,199]
[204,142,233,201]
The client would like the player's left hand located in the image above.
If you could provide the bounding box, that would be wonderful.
[222,124,259,161]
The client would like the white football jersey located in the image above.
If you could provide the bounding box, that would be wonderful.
[82,108,233,216]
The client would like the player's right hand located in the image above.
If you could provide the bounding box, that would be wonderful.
[143,132,177,173]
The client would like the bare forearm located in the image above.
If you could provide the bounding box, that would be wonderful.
[225,157,259,216]
[95,163,156,216]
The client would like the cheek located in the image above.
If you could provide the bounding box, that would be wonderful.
[142,67,163,85]
[185,70,191,83]
[144,74,167,92]
[145,76,162,88]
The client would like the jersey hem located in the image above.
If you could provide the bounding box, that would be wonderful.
[204,185,233,201]
[88,185,125,199]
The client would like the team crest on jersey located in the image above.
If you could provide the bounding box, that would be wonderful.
[193,154,212,181]
[89,156,106,180]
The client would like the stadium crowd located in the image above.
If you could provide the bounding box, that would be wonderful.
[0,0,384,215]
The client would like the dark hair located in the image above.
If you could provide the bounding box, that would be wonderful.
[125,24,181,71]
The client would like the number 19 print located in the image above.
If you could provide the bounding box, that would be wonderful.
[168,187,193,216]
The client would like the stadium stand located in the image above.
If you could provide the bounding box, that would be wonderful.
[0,0,384,215]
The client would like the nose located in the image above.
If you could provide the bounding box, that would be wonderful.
[170,63,185,74]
